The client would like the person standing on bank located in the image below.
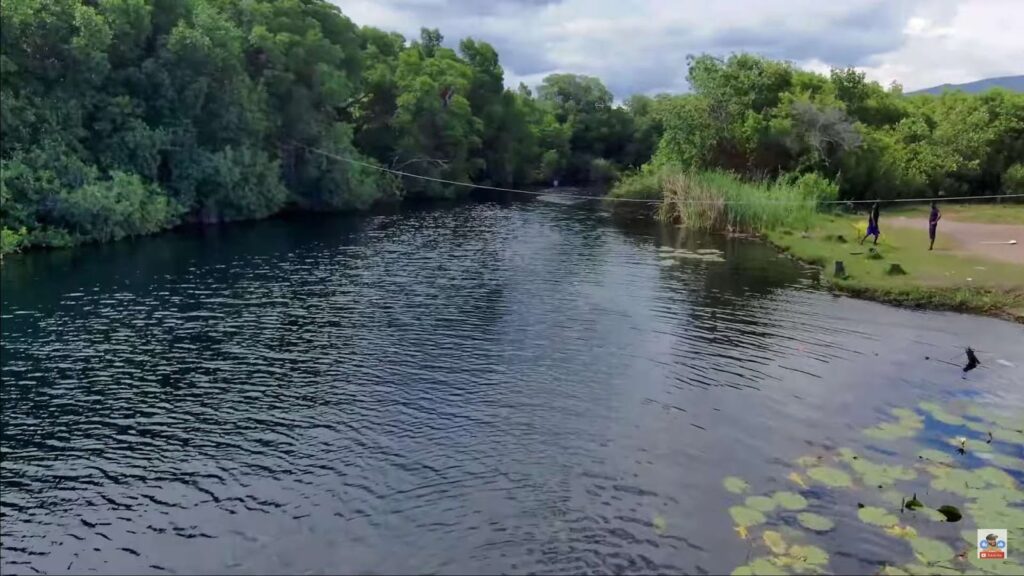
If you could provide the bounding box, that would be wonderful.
[928,201,941,250]
[860,202,881,245]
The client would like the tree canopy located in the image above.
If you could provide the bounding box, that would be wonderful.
[2,0,1020,253]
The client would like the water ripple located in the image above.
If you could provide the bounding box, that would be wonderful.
[2,202,1022,574]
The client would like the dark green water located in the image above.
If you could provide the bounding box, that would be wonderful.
[2,200,1022,574]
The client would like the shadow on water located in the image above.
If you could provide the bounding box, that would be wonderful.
[2,199,1022,575]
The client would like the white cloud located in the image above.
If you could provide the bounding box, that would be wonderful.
[861,0,1024,91]
[331,0,1023,96]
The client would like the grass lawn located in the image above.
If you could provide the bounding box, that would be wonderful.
[885,202,1024,225]
[765,212,1024,322]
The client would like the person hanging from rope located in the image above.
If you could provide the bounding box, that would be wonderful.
[860,202,881,245]
[440,86,454,109]
[928,200,941,251]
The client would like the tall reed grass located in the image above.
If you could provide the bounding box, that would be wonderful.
[610,166,828,233]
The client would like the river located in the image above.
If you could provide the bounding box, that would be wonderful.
[2,199,1022,575]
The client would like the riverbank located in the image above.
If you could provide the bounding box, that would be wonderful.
[764,209,1024,322]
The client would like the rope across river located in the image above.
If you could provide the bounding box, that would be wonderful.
[296,143,1024,206]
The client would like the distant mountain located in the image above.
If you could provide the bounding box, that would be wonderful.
[909,75,1024,96]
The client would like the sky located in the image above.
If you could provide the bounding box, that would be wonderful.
[329,0,1023,99]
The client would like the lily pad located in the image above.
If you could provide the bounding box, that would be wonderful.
[904,494,924,510]
[917,448,954,465]
[773,491,808,511]
[724,476,751,494]
[746,495,778,513]
[929,468,984,497]
[807,466,852,488]
[910,537,954,565]
[865,422,919,440]
[797,512,834,532]
[884,524,918,539]
[748,558,787,576]
[787,544,829,566]
[652,514,668,534]
[990,453,1024,471]
[795,455,822,468]
[917,507,948,522]
[858,506,897,526]
[974,466,1017,489]
[904,564,962,576]
[849,458,916,487]
[918,401,967,426]
[730,505,766,528]
[892,405,925,424]
[763,530,787,555]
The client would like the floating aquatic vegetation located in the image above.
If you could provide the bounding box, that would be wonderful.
[917,448,954,465]
[725,397,1024,575]
[783,544,829,568]
[885,524,918,539]
[858,506,898,526]
[670,249,727,262]
[773,491,808,511]
[909,537,954,565]
[807,466,852,488]
[864,409,924,440]
[730,505,766,528]
[989,452,1024,471]
[796,512,834,532]
[724,476,750,494]
[918,401,968,426]
[730,557,782,576]
[788,471,808,489]
[795,455,823,468]
[652,514,668,534]
[659,258,675,266]
[763,530,788,554]
[746,495,778,513]
[845,454,916,487]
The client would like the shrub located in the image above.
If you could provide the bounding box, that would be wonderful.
[52,172,182,242]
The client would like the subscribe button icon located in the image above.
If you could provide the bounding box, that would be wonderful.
[978,529,1008,560]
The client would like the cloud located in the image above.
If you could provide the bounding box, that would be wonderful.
[331,0,1023,97]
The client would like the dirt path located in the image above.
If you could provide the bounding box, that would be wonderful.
[889,216,1024,264]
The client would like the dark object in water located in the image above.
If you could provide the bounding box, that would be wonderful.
[937,505,962,522]
[834,261,847,278]
[963,347,980,373]
[987,431,993,444]
[905,493,924,511]
[857,502,865,509]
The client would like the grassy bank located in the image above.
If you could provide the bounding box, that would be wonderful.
[765,212,1024,322]
[885,202,1024,225]
[610,167,1024,321]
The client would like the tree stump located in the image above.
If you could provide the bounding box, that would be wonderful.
[886,263,907,276]
[834,260,847,278]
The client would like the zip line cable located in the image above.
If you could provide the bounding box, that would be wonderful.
[295,143,1024,206]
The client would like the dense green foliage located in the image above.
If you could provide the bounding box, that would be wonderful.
[1,0,647,251]
[2,1,1021,253]
[619,54,1024,204]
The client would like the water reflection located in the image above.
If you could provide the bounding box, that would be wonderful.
[2,200,1022,575]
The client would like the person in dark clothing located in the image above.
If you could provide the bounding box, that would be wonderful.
[928,201,941,250]
[860,202,881,245]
